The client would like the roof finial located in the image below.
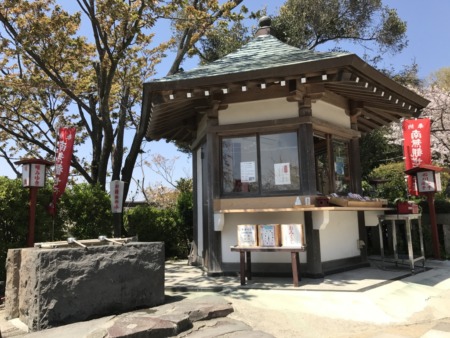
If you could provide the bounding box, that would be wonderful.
[259,16,271,28]
[255,16,272,37]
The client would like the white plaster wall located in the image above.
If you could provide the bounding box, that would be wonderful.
[222,212,307,263]
[319,211,360,261]
[364,210,386,227]
[218,98,298,125]
[312,100,350,129]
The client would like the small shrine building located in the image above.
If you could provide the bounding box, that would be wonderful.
[141,18,429,278]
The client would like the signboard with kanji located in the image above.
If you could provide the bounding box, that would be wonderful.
[22,163,46,187]
[402,119,431,195]
[110,180,125,213]
[416,171,442,193]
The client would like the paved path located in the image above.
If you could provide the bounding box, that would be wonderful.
[166,259,450,337]
[1,259,450,337]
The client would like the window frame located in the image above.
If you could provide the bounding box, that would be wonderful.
[313,132,352,195]
[220,130,301,197]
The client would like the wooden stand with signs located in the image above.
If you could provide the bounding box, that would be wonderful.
[405,164,450,259]
[14,159,54,247]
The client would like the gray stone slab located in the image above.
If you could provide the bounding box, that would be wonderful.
[5,242,165,331]
[176,318,275,338]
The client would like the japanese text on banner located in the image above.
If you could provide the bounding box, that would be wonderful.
[402,119,431,195]
[48,127,76,215]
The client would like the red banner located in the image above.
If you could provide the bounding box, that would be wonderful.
[48,127,76,216]
[402,119,431,195]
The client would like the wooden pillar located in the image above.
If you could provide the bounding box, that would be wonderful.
[298,98,317,195]
[304,211,323,277]
[427,192,441,259]
[349,106,363,194]
[204,108,223,274]
[191,147,200,264]
[350,103,367,261]
[298,97,322,276]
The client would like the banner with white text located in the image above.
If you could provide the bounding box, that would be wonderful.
[49,127,76,216]
[402,118,431,195]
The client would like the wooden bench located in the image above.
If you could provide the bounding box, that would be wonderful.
[230,246,306,287]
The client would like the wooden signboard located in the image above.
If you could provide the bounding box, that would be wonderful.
[281,224,305,247]
[258,224,281,247]
[237,224,258,247]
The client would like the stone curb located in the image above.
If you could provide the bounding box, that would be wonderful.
[85,295,243,338]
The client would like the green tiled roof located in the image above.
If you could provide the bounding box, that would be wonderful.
[155,34,351,82]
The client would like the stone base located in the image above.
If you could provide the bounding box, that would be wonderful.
[5,242,164,331]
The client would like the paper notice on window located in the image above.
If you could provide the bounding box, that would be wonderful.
[335,156,345,175]
[274,163,291,185]
[240,161,256,182]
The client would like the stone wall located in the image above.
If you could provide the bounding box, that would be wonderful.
[5,242,164,331]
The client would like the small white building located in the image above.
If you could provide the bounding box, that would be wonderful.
[141,18,429,278]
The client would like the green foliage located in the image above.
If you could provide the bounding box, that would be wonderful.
[34,184,65,243]
[360,128,403,179]
[368,161,450,208]
[57,183,113,239]
[0,176,194,282]
[176,178,194,247]
[368,162,408,202]
[124,178,194,259]
[0,179,114,281]
[194,20,251,63]
[0,1,243,198]
[0,178,28,281]
[429,67,450,91]
[271,0,407,59]
[124,206,184,259]
[419,194,450,214]
[382,62,421,87]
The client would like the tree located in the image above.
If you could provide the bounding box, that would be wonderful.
[192,0,408,66]
[0,0,245,201]
[424,68,450,166]
[386,76,450,169]
[193,16,251,64]
[367,162,408,202]
[271,0,407,64]
[359,127,403,179]
[418,85,450,166]
[429,67,450,91]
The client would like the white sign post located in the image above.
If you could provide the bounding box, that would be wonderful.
[110,180,125,213]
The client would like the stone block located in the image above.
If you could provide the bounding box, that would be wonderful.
[5,242,164,331]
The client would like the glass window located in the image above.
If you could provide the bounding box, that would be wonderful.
[222,136,258,193]
[221,132,300,196]
[260,132,300,192]
[315,136,331,194]
[333,140,350,194]
[314,135,351,195]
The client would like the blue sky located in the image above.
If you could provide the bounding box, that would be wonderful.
[3,1,450,198]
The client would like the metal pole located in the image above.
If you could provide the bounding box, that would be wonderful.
[28,187,38,247]
[427,192,441,259]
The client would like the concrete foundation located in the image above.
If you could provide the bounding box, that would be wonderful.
[5,242,164,331]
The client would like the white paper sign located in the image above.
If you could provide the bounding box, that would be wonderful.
[417,171,436,192]
[274,163,291,185]
[110,180,125,213]
[22,164,30,187]
[23,164,46,187]
[240,161,256,182]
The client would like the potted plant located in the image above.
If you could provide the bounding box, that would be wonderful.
[394,197,420,214]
